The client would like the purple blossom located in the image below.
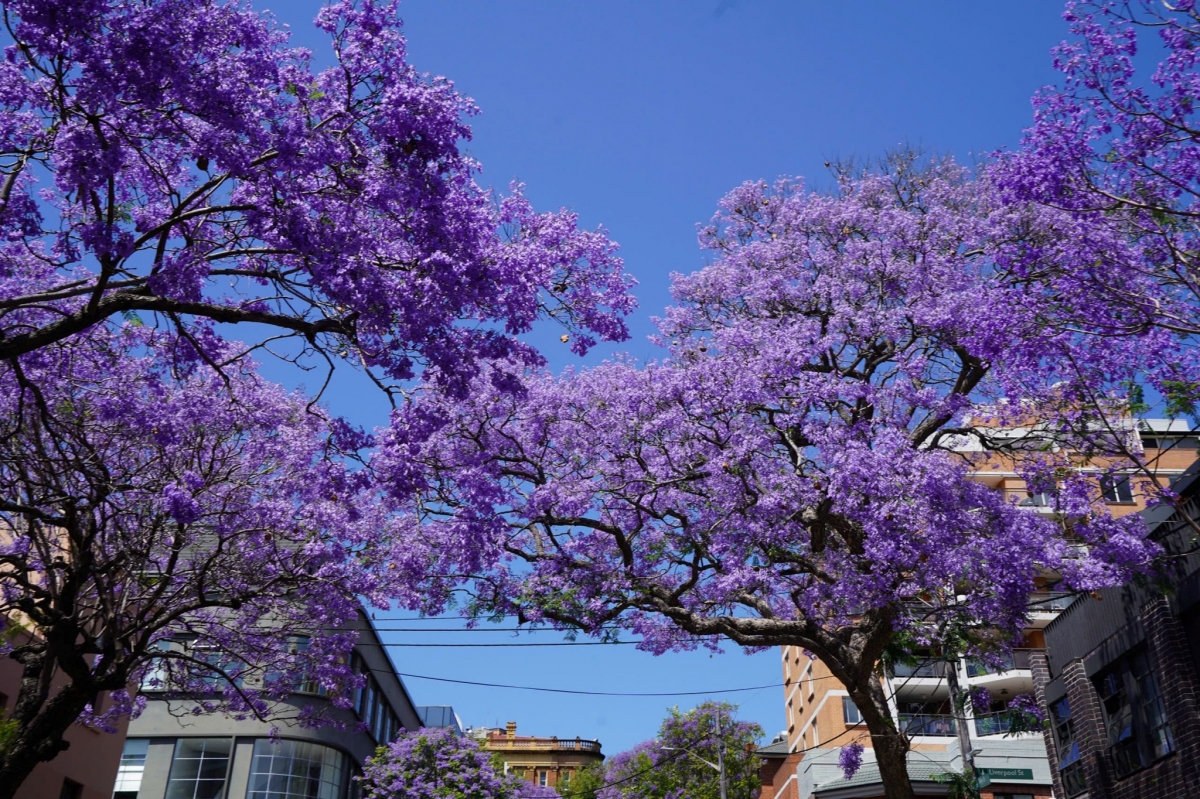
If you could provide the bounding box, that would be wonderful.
[1007,693,1047,724]
[970,687,992,716]
[838,743,864,780]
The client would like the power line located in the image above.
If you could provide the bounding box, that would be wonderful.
[369,640,640,648]
[395,671,808,697]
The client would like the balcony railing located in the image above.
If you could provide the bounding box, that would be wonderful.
[966,649,1034,677]
[892,660,949,679]
[898,714,957,736]
[1028,592,1077,612]
[486,737,602,753]
[973,712,1015,736]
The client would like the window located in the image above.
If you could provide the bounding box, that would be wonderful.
[113,739,150,799]
[1100,474,1134,503]
[1133,651,1174,760]
[165,738,232,799]
[248,739,345,799]
[1050,697,1086,797]
[1094,649,1175,779]
[60,780,83,799]
[993,795,1034,799]
[842,697,863,724]
[561,771,573,788]
[537,771,548,787]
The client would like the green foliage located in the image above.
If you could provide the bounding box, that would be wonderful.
[602,702,763,799]
[931,768,981,799]
[0,713,16,758]
[558,763,605,799]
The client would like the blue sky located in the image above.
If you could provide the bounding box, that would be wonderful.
[261,0,1070,757]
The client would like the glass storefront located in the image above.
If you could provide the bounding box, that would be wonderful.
[164,739,233,799]
[247,739,345,799]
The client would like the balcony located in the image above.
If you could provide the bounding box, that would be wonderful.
[898,714,957,737]
[973,712,1016,737]
[485,737,602,754]
[891,660,949,679]
[966,649,1033,677]
[1028,592,1077,612]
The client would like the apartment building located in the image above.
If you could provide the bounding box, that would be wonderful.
[762,421,1200,799]
[1033,461,1200,799]
[113,608,422,799]
[474,722,604,792]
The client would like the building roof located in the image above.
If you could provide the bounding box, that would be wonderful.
[756,738,793,758]
[813,760,957,799]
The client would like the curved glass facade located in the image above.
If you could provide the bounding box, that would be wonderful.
[247,739,345,799]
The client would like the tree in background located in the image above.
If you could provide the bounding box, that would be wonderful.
[362,727,559,799]
[596,702,762,799]
[558,762,605,799]
[0,327,393,797]
[386,156,1165,799]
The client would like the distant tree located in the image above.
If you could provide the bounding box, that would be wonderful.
[597,702,762,799]
[386,156,1162,799]
[362,727,559,799]
[559,763,606,799]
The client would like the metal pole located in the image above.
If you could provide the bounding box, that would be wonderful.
[716,707,728,799]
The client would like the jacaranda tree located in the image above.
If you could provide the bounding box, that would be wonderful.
[0,0,633,395]
[0,0,633,793]
[362,726,559,799]
[384,157,1163,799]
[596,702,762,799]
[0,327,394,796]
[992,0,1200,446]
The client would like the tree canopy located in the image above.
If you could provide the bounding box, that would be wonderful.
[361,727,559,799]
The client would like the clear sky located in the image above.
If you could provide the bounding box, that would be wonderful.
[256,0,1071,757]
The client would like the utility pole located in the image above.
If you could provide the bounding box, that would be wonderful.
[716,707,729,799]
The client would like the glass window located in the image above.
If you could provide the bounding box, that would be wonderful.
[537,771,548,787]
[842,697,863,724]
[1093,648,1176,779]
[1132,651,1175,759]
[1050,697,1086,797]
[1100,475,1134,503]
[165,739,232,799]
[247,739,345,799]
[113,739,150,799]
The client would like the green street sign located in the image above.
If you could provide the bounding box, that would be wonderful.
[975,774,991,789]
[977,767,1034,781]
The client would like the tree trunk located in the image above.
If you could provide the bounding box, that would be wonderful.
[0,684,92,799]
[848,672,916,799]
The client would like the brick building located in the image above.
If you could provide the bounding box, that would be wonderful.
[1033,460,1200,799]
[475,722,604,792]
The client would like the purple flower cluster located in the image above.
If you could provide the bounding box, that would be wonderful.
[362,727,558,799]
[838,743,865,781]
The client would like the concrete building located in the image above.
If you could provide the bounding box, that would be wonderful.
[762,421,1200,799]
[114,609,422,799]
[1033,460,1200,799]
[474,722,604,792]
[0,628,129,799]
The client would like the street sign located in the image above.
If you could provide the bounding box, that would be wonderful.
[977,767,1035,781]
